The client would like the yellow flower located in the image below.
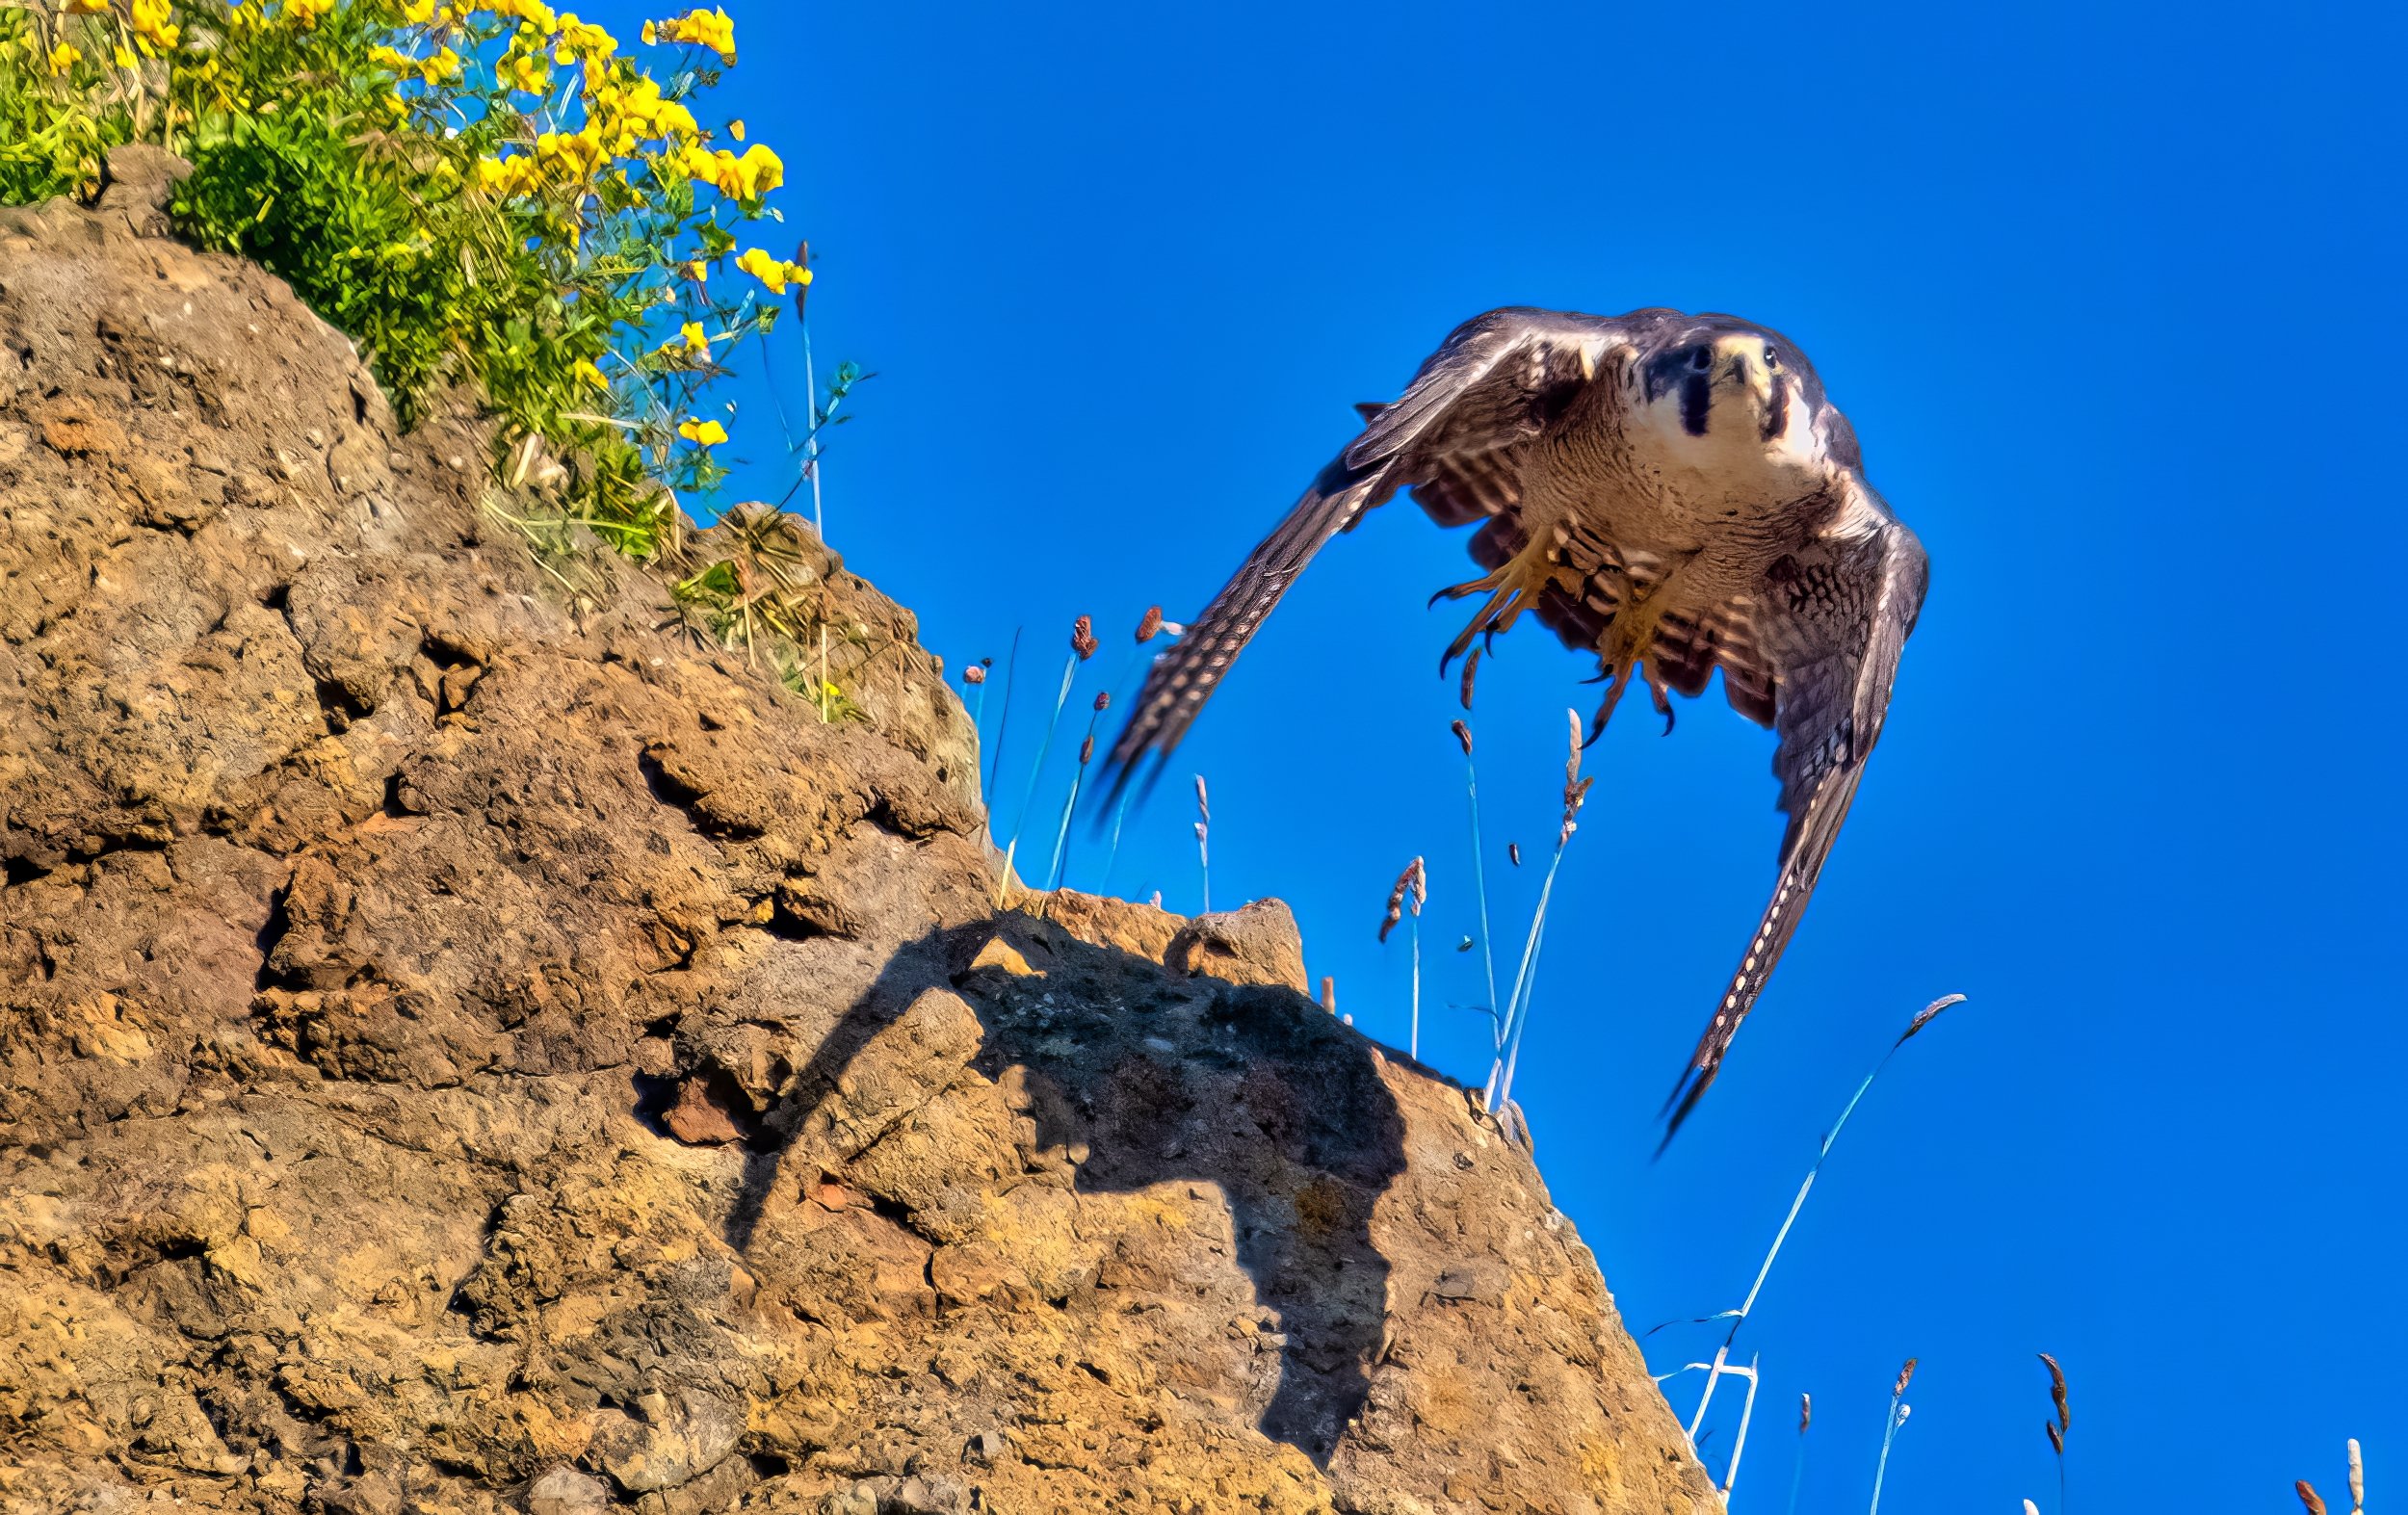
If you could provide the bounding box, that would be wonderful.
[281,0,337,29]
[727,118,744,141]
[574,358,609,390]
[487,0,557,26]
[130,0,179,47]
[498,47,550,94]
[651,6,734,65]
[677,417,726,446]
[476,154,537,196]
[677,321,709,356]
[402,0,437,21]
[46,40,79,74]
[61,0,109,13]
[736,248,810,296]
[114,43,139,68]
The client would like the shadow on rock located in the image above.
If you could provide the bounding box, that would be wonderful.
[723,904,1407,1467]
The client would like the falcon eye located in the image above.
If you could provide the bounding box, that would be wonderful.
[1688,348,1714,373]
[1764,348,1779,369]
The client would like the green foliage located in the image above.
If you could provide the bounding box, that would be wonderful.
[0,0,874,710]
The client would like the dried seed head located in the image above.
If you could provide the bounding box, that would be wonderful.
[1458,646,1481,710]
[2038,1352,2069,1436]
[1407,856,1426,912]
[962,665,987,685]
[1137,605,1164,642]
[2045,1422,2063,1457]
[1798,1394,1812,1433]
[2299,1481,2329,1515]
[1451,718,1473,756]
[1508,843,1522,867]
[1093,691,1112,712]
[2347,1439,2363,1511]
[1896,992,1970,1047]
[1079,735,1094,765]
[1893,1358,1917,1398]
[1071,614,1098,661]
[1379,858,1427,942]
[1193,773,1210,822]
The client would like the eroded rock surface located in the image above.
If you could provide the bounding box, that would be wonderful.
[0,154,1715,1515]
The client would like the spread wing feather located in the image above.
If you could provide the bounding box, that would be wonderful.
[1660,495,1928,1146]
[1102,309,1651,797]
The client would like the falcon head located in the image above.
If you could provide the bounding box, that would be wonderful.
[1633,321,1859,474]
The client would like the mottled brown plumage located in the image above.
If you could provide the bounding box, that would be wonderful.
[1105,307,1927,1144]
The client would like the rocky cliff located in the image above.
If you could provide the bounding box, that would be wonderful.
[0,151,1716,1515]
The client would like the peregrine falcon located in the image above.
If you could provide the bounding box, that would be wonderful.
[1102,307,1928,1144]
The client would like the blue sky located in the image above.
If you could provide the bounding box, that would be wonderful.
[598,1,2407,1504]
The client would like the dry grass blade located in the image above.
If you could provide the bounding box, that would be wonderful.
[2299,1480,2328,1515]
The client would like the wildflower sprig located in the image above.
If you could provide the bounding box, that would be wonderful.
[1,1,818,560]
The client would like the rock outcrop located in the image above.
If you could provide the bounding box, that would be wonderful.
[0,151,1716,1515]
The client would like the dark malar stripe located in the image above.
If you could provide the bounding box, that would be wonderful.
[1680,374,1712,435]
[1760,377,1788,443]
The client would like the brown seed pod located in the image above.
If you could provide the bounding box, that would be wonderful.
[962,665,987,685]
[1458,646,1480,710]
[1893,1358,1918,1398]
[1508,843,1522,867]
[1093,691,1112,712]
[1071,614,1098,661]
[2298,1481,2328,1515]
[1136,605,1164,642]
[2045,1422,2063,1456]
[1451,718,1473,756]
[1079,735,1095,765]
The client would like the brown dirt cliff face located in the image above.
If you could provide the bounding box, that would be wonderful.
[0,149,1716,1515]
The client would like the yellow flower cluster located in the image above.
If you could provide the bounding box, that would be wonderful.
[641,7,734,65]
[131,0,180,48]
[59,0,108,13]
[47,40,80,74]
[373,42,460,86]
[677,416,726,446]
[677,142,781,200]
[282,0,337,28]
[735,248,810,296]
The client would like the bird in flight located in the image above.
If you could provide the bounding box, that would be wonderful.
[1103,307,1928,1145]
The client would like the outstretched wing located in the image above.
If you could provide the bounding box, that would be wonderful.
[1661,488,1929,1146]
[1101,308,1655,802]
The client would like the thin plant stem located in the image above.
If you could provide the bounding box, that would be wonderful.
[986,627,1023,811]
[1786,1411,1809,1515]
[1869,1393,1907,1514]
[1194,774,1211,915]
[1459,730,1503,1056]
[1101,787,1136,894]
[800,323,829,719]
[1721,1353,1762,1498]
[997,654,1079,905]
[1489,852,1564,1115]
[1409,911,1422,1061]
[1045,700,1110,890]
[1680,995,1967,1444]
